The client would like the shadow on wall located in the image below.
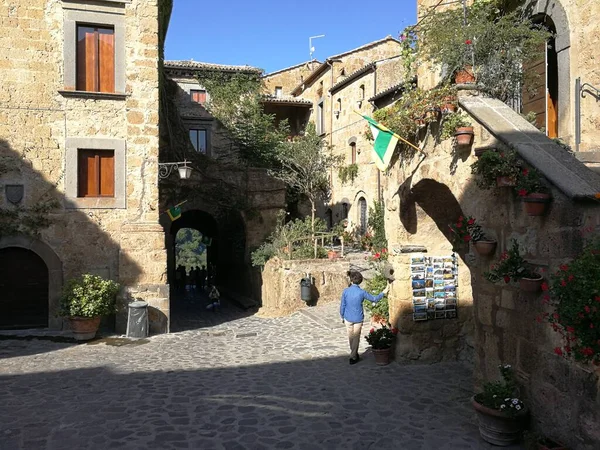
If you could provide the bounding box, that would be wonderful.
[0,138,144,333]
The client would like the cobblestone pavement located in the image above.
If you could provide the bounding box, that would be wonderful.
[0,299,524,450]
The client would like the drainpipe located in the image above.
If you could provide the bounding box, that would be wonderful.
[326,59,335,204]
[575,77,581,153]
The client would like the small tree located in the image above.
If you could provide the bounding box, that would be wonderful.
[269,124,343,237]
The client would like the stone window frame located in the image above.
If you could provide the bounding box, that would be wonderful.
[65,137,126,209]
[60,1,127,98]
[179,81,211,105]
[184,119,212,157]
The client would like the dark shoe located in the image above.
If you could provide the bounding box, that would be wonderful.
[349,357,359,365]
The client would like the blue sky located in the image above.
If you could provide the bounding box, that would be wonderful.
[164,0,417,74]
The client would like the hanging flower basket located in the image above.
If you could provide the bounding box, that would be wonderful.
[454,126,474,146]
[522,193,551,216]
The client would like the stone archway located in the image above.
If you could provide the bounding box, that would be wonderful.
[0,235,63,329]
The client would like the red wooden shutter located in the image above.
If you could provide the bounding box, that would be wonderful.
[191,90,207,103]
[78,149,97,197]
[98,29,115,93]
[99,151,115,196]
[76,26,97,91]
[351,144,356,164]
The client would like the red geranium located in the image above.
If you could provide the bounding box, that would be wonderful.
[518,189,528,197]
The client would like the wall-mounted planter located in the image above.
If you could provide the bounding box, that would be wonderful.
[473,240,497,256]
[519,275,544,293]
[496,176,516,187]
[523,193,552,216]
[454,126,474,146]
[474,147,497,158]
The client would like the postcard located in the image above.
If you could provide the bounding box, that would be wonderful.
[434,291,446,298]
[412,271,426,280]
[413,312,428,321]
[411,264,426,273]
[413,298,426,306]
[414,304,427,312]
[412,279,426,289]
[411,256,425,265]
[425,288,434,299]
[413,288,426,297]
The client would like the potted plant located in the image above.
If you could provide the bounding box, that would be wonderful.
[515,167,552,216]
[484,239,544,292]
[471,150,522,189]
[473,364,528,446]
[364,271,390,325]
[545,237,600,365]
[448,215,496,256]
[365,323,398,365]
[60,274,120,341]
[441,112,473,145]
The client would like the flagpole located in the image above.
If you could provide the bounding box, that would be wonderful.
[353,110,424,155]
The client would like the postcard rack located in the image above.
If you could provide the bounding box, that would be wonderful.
[410,254,458,321]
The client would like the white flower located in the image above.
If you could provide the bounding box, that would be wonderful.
[512,399,519,405]
[516,405,522,410]
[500,404,506,409]
[493,395,497,398]
[504,398,510,401]
[510,404,514,408]
[504,364,511,369]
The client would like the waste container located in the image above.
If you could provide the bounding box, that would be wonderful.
[300,276,312,302]
[126,301,148,338]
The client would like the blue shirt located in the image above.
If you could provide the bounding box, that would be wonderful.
[340,284,384,323]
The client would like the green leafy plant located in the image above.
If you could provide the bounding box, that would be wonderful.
[440,112,472,140]
[364,272,389,321]
[514,167,548,197]
[545,236,600,364]
[485,239,538,283]
[338,163,359,184]
[365,323,398,349]
[448,215,487,250]
[474,364,526,417]
[417,0,552,101]
[470,150,522,189]
[60,274,120,318]
[368,200,387,252]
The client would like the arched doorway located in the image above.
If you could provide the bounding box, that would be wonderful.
[358,197,367,234]
[522,16,559,138]
[0,247,49,329]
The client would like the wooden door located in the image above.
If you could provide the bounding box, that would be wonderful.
[0,248,49,329]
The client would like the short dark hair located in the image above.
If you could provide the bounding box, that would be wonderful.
[349,270,363,285]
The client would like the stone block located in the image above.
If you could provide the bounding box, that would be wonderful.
[476,293,494,327]
[500,289,515,310]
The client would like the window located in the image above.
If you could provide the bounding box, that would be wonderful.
[275,86,283,98]
[351,143,356,164]
[359,85,365,100]
[316,101,325,135]
[77,149,115,197]
[342,202,349,220]
[76,25,115,93]
[359,197,367,234]
[336,98,342,117]
[191,89,207,104]
[190,129,207,154]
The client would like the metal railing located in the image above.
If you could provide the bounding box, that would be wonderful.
[280,231,345,259]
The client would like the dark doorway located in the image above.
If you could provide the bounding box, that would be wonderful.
[359,197,367,234]
[0,247,49,329]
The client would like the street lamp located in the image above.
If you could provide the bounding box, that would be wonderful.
[158,160,193,180]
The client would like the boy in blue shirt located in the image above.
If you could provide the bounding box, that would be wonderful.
[340,270,389,364]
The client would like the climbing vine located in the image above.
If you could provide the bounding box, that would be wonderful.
[338,163,359,184]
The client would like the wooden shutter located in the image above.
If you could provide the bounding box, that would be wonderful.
[522,43,547,132]
[191,90,207,103]
[76,26,97,91]
[78,150,114,197]
[98,29,115,93]
[351,144,356,164]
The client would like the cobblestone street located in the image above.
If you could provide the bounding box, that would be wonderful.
[0,300,523,450]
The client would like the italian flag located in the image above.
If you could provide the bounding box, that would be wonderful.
[360,114,399,171]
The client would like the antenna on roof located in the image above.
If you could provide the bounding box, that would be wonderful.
[309,35,325,71]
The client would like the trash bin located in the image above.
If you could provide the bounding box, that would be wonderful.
[126,301,148,338]
[300,277,312,302]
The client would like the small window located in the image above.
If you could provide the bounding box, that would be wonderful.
[336,98,342,112]
[78,149,115,197]
[342,203,349,219]
[275,86,283,98]
[359,84,365,100]
[189,129,207,154]
[316,101,325,135]
[351,143,356,164]
[76,25,115,93]
[190,89,207,104]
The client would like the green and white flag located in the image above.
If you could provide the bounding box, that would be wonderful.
[358,113,400,171]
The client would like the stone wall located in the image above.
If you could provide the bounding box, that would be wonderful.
[259,257,350,317]
[381,87,600,447]
[0,0,168,332]
[263,62,316,96]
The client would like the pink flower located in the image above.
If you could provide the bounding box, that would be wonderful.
[503,275,511,284]
[553,313,560,320]
[559,264,569,271]
[581,347,594,357]
[560,279,567,287]
[374,252,381,259]
[468,218,475,225]
[518,189,528,197]
[541,282,549,291]
[584,305,591,313]
[566,326,575,333]
[568,274,574,281]
[463,235,472,242]
[465,39,472,45]
[522,168,529,176]
[554,347,563,356]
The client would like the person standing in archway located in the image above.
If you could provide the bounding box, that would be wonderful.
[340,270,389,365]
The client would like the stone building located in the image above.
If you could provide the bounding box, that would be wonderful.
[160,61,287,304]
[376,0,600,447]
[270,37,409,231]
[0,0,170,332]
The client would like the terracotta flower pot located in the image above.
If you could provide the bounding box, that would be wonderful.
[372,347,392,366]
[474,147,496,158]
[496,176,516,187]
[327,250,339,260]
[455,127,474,146]
[472,397,528,446]
[455,66,475,84]
[473,240,497,256]
[519,275,544,293]
[523,193,551,216]
[68,316,101,341]
[442,103,457,114]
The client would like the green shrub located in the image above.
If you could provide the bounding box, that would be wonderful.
[60,274,120,318]
[363,273,389,321]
